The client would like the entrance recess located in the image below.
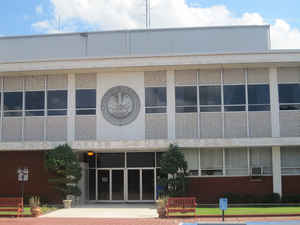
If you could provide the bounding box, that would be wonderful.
[89,152,162,202]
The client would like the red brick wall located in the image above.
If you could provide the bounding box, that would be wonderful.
[282,176,300,195]
[0,151,61,204]
[187,176,273,203]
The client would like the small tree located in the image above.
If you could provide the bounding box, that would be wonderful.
[44,144,82,199]
[159,144,188,197]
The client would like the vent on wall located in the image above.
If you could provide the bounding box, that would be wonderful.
[251,167,263,176]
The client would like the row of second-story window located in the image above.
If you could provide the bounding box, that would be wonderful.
[145,85,271,113]
[2,83,300,117]
[0,89,96,117]
[145,84,300,113]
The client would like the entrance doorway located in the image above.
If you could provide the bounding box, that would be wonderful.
[96,168,155,202]
[88,152,162,202]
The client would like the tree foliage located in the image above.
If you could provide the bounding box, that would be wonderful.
[158,144,188,197]
[44,144,82,198]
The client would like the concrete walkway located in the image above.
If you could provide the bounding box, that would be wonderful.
[40,204,158,218]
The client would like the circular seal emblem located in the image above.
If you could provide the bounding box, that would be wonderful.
[101,86,140,126]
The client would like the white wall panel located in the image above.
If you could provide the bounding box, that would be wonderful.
[280,111,300,137]
[278,67,300,83]
[25,75,45,90]
[224,112,247,138]
[175,113,198,139]
[24,117,44,141]
[76,73,96,89]
[249,111,271,137]
[98,71,145,141]
[46,117,67,141]
[2,117,22,142]
[200,112,222,138]
[223,69,245,84]
[175,70,197,86]
[247,68,269,84]
[47,74,68,90]
[4,76,23,91]
[199,69,221,84]
[145,114,167,139]
[144,71,166,87]
[75,116,96,140]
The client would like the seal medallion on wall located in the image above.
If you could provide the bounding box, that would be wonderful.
[101,86,141,126]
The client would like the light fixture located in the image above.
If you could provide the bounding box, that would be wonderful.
[87,151,95,156]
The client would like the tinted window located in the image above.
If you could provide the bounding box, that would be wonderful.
[175,86,197,106]
[4,92,23,111]
[25,91,45,110]
[145,87,166,107]
[279,84,300,103]
[47,90,67,109]
[199,86,221,105]
[224,85,245,105]
[76,89,96,109]
[248,85,270,104]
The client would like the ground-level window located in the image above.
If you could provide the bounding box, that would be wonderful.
[281,147,300,175]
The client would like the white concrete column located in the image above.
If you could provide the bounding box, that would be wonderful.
[272,146,282,196]
[269,67,282,196]
[78,162,88,204]
[96,73,102,140]
[269,67,280,137]
[167,70,176,140]
[67,73,76,143]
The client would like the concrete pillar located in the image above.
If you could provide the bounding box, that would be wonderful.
[96,73,101,140]
[167,70,176,140]
[272,146,282,196]
[269,67,280,137]
[67,73,76,143]
[269,67,282,196]
[78,162,88,205]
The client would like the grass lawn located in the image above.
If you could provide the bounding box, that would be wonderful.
[169,207,300,216]
[0,206,58,216]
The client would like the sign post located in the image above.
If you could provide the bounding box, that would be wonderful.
[219,198,228,222]
[17,168,29,202]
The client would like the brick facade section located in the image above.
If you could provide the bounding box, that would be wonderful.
[187,176,274,203]
[0,151,61,204]
[282,175,300,195]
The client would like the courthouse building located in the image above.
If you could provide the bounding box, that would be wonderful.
[0,25,300,203]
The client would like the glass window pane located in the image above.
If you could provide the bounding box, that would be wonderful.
[76,109,96,115]
[224,106,246,111]
[4,92,23,111]
[47,110,67,116]
[47,90,67,110]
[176,106,197,113]
[199,86,221,105]
[97,153,125,168]
[4,111,22,117]
[76,89,96,109]
[224,85,245,105]
[175,86,197,106]
[280,104,300,111]
[146,107,166,113]
[279,84,300,104]
[25,111,44,116]
[249,105,270,111]
[200,106,221,112]
[145,87,167,107]
[25,91,45,110]
[248,85,270,104]
[127,152,155,168]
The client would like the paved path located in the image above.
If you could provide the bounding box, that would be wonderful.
[1,217,300,225]
[41,204,157,218]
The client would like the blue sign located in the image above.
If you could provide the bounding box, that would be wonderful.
[219,198,228,210]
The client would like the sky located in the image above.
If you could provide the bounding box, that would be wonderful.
[0,0,300,49]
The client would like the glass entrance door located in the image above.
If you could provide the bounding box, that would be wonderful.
[127,169,155,201]
[97,169,125,201]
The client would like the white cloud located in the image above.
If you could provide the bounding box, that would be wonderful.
[35,4,44,15]
[32,0,300,49]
